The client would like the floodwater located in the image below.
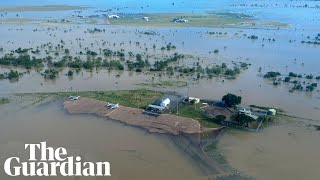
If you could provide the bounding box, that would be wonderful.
[0,25,319,120]
[0,99,203,180]
[1,0,320,28]
[218,123,320,180]
[1,0,320,179]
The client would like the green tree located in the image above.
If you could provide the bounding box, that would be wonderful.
[222,93,242,107]
[67,70,74,76]
[231,114,255,127]
[8,70,19,80]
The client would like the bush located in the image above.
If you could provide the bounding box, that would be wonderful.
[8,70,20,80]
[231,113,255,126]
[306,74,313,79]
[289,72,298,77]
[264,71,281,78]
[306,85,315,92]
[215,115,226,123]
[284,77,291,82]
[42,69,58,79]
[67,70,74,76]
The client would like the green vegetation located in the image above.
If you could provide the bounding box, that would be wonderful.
[41,69,59,79]
[8,70,20,80]
[306,83,317,92]
[0,70,23,80]
[222,93,242,107]
[258,115,275,124]
[0,53,43,69]
[136,81,187,87]
[67,70,74,77]
[306,74,313,79]
[175,104,220,128]
[249,35,258,39]
[107,13,286,28]
[249,105,283,112]
[289,72,298,77]
[284,77,291,82]
[205,63,243,79]
[25,89,162,109]
[0,97,10,105]
[231,114,255,127]
[264,71,281,78]
[0,44,248,80]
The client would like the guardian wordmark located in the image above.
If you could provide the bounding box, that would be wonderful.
[4,142,111,177]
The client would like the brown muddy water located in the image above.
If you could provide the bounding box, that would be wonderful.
[0,25,319,120]
[0,99,205,180]
[218,123,320,180]
[0,5,320,179]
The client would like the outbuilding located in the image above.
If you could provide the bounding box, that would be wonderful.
[267,109,277,115]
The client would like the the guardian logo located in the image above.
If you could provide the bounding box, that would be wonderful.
[4,142,111,177]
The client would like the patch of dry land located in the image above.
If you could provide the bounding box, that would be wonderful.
[0,5,90,12]
[108,13,288,28]
[63,97,221,135]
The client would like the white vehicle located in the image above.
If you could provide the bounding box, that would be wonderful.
[108,15,120,19]
[106,103,119,109]
[142,17,149,21]
[239,108,252,115]
[69,95,80,100]
[160,98,170,108]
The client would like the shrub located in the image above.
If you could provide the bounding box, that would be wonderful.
[264,71,281,78]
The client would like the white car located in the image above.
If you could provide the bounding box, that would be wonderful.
[106,103,119,109]
[69,95,80,100]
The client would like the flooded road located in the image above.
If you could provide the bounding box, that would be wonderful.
[0,99,203,180]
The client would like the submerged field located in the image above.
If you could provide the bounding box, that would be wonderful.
[0,1,320,179]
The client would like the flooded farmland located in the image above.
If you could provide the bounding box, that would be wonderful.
[0,0,320,179]
[0,99,205,180]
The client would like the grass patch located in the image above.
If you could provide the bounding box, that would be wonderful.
[106,13,287,28]
[108,13,249,28]
[18,89,163,109]
[0,97,10,105]
[136,81,187,87]
[175,104,220,128]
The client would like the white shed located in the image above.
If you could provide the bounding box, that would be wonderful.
[268,109,277,116]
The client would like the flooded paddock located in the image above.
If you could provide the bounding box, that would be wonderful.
[0,0,320,179]
[0,99,207,180]
[218,123,320,180]
[0,25,319,120]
